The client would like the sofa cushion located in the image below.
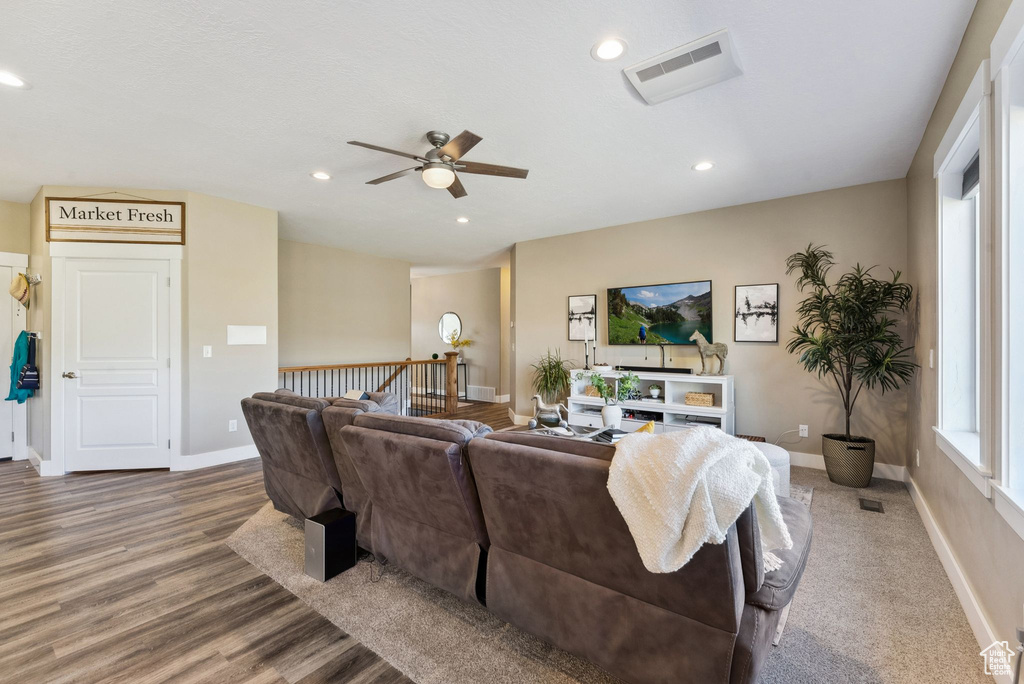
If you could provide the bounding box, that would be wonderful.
[352,412,492,445]
[746,495,812,611]
[252,390,330,412]
[484,430,616,462]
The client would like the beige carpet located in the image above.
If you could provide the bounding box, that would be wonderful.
[227,469,991,683]
[226,504,618,683]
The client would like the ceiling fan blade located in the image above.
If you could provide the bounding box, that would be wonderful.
[438,130,482,162]
[366,166,422,185]
[348,140,428,162]
[447,174,468,198]
[455,160,529,179]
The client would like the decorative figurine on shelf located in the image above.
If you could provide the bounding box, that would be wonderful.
[689,330,728,375]
[528,394,569,430]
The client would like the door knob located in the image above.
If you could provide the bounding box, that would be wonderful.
[62,371,77,379]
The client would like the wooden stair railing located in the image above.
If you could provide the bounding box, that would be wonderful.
[278,356,460,417]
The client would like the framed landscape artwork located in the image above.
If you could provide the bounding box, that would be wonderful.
[568,294,598,341]
[734,283,779,343]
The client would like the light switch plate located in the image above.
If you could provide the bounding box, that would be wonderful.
[228,419,237,432]
[203,345,212,358]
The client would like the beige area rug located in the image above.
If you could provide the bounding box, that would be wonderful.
[226,503,619,684]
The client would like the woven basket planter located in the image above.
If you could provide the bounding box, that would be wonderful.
[822,434,875,488]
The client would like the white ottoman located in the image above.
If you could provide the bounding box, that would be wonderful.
[753,442,791,498]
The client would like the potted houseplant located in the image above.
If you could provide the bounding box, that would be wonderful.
[786,244,917,487]
[589,373,621,428]
[445,329,473,363]
[531,349,575,427]
[649,383,662,399]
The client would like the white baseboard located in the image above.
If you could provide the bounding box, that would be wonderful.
[905,476,1009,683]
[510,410,532,426]
[170,444,258,471]
[28,447,62,477]
[788,450,907,482]
[496,394,510,404]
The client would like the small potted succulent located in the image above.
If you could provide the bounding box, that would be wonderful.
[649,383,662,399]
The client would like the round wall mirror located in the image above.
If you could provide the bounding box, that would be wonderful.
[438,312,462,343]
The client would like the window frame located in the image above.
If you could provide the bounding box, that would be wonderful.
[993,12,1024,539]
[933,60,993,498]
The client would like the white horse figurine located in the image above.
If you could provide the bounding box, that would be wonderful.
[689,331,728,375]
[529,394,568,429]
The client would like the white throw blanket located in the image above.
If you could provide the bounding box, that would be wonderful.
[607,427,792,574]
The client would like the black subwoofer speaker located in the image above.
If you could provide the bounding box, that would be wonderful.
[304,508,357,581]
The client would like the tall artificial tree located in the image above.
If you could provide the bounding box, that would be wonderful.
[785,245,917,441]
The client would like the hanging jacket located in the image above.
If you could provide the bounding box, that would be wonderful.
[7,330,33,403]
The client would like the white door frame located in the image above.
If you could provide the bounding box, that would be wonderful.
[49,242,182,475]
[0,251,29,462]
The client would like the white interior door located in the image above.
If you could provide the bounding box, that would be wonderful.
[0,264,13,460]
[64,258,170,471]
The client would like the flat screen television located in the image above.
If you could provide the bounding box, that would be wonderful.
[607,280,713,345]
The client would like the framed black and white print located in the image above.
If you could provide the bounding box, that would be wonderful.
[734,284,779,342]
[568,294,598,342]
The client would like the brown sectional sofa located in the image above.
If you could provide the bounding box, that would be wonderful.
[244,397,812,684]
[472,431,812,684]
[241,389,399,530]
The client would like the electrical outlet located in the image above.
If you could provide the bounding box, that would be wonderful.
[203,345,212,358]
[916,449,920,467]
[228,419,237,432]
[799,424,809,438]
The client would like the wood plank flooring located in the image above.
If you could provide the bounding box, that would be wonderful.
[0,458,409,683]
[0,401,513,683]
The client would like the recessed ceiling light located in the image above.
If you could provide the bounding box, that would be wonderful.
[591,38,627,61]
[692,161,714,171]
[456,217,470,223]
[310,171,331,180]
[0,71,27,88]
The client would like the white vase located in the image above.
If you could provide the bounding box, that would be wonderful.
[650,388,661,399]
[601,404,622,429]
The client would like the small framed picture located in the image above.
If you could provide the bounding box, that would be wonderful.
[735,284,779,343]
[568,294,598,341]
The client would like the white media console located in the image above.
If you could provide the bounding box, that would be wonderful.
[567,369,735,435]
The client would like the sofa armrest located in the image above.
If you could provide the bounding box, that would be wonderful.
[746,496,812,611]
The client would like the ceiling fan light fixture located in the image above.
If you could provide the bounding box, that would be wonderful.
[591,38,627,61]
[421,163,456,189]
[0,70,27,88]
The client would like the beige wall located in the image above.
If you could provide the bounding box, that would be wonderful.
[278,239,410,367]
[27,186,278,461]
[905,0,1024,648]
[0,200,30,255]
[411,268,502,393]
[183,191,279,456]
[500,261,511,398]
[513,179,910,463]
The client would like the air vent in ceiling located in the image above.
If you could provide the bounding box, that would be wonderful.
[624,29,742,105]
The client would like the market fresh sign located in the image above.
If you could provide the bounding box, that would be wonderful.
[46,198,185,244]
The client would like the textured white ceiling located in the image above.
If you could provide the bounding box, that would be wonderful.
[1,1,975,271]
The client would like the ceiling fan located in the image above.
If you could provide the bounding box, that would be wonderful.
[347,130,529,199]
